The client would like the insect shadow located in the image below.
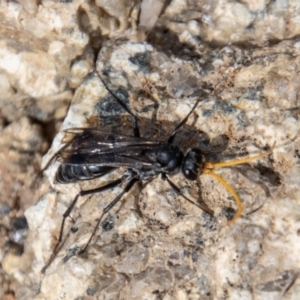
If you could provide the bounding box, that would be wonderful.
[41,70,272,273]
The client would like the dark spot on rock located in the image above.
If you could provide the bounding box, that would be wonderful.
[12,216,28,230]
[96,87,130,116]
[0,203,10,215]
[223,207,236,221]
[86,287,95,296]
[202,109,213,117]
[6,241,24,256]
[129,52,150,73]
[71,227,78,233]
[140,103,159,113]
[192,251,199,262]
[257,164,281,186]
[102,217,114,231]
[169,252,179,260]
[63,246,81,262]
[196,235,204,246]
[214,101,236,114]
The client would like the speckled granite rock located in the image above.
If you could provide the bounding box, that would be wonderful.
[24,39,300,300]
[0,116,46,299]
[1,0,300,300]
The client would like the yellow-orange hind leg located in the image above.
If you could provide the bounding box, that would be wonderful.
[203,147,273,223]
[203,169,243,224]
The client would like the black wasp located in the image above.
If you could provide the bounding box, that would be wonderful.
[41,71,271,272]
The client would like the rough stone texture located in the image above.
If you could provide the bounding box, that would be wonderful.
[25,39,300,300]
[0,0,300,300]
[0,115,47,300]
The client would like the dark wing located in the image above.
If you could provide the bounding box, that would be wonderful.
[57,128,162,168]
[197,132,229,154]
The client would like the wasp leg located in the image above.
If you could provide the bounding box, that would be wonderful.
[95,70,140,138]
[80,177,138,253]
[168,99,201,144]
[202,148,273,223]
[161,173,214,216]
[203,169,242,224]
[41,176,126,273]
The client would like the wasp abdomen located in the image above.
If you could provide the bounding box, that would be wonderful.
[56,164,114,183]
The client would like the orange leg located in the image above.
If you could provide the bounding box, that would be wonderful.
[203,148,272,224]
[203,169,243,224]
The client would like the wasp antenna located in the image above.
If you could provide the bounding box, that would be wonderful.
[203,169,243,224]
[94,69,140,138]
[204,145,274,170]
[168,99,200,144]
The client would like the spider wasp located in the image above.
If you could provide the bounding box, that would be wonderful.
[41,70,272,273]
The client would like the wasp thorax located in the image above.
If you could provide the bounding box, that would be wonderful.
[153,144,183,172]
[182,148,205,180]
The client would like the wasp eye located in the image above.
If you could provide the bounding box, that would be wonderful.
[183,168,198,180]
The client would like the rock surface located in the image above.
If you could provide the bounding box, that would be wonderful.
[0,0,300,300]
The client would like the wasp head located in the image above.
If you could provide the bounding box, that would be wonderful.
[182,148,205,180]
